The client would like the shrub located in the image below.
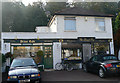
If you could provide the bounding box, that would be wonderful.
[5,52,13,58]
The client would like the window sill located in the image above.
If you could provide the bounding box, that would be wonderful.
[64,30,77,32]
[95,31,107,33]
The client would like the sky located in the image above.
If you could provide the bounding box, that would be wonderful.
[22,0,39,6]
[10,0,120,6]
[21,0,72,6]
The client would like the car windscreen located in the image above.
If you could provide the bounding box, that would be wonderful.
[103,56,117,61]
[11,58,37,67]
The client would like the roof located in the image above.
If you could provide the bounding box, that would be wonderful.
[54,7,114,17]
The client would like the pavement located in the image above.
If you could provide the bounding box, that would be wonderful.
[2,69,120,83]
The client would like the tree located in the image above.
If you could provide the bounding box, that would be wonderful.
[114,12,120,33]
[44,2,67,16]
[2,2,48,32]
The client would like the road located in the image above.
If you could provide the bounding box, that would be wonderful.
[2,70,120,83]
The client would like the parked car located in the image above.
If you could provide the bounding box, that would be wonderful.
[83,54,120,78]
[7,58,41,83]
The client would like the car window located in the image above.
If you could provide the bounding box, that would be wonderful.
[91,56,98,61]
[103,56,117,61]
[11,58,37,67]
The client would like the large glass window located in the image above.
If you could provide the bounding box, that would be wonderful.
[62,43,82,60]
[95,18,105,31]
[93,43,110,55]
[64,17,76,31]
[12,46,43,58]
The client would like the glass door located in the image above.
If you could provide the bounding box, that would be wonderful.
[43,46,53,69]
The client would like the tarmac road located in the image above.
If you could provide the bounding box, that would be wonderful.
[2,70,120,83]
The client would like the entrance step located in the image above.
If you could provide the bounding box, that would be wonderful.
[44,69,55,71]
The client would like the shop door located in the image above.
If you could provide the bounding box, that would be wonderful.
[44,46,53,69]
[83,44,92,62]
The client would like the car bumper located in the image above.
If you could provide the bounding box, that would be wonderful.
[106,68,120,75]
[7,77,41,83]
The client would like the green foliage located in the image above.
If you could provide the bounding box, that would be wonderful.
[2,2,48,32]
[37,50,43,57]
[97,47,105,52]
[114,12,120,33]
[44,2,67,16]
[5,52,13,58]
[2,54,6,63]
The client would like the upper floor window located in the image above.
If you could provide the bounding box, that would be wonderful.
[64,17,76,31]
[95,18,105,31]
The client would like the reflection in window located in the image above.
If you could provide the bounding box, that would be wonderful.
[62,43,82,60]
[94,43,109,55]
[13,46,43,58]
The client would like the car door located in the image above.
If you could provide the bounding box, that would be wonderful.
[88,56,99,72]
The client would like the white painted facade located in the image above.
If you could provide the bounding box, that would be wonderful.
[1,15,114,69]
[53,42,61,69]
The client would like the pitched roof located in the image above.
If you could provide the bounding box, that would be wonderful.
[54,7,114,17]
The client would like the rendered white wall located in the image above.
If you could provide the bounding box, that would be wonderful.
[36,26,50,33]
[50,17,57,32]
[53,42,61,69]
[57,16,113,39]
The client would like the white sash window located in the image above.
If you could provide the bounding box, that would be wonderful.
[64,17,76,31]
[95,18,105,31]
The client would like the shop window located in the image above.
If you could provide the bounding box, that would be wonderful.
[95,18,105,31]
[13,46,43,58]
[62,49,82,60]
[94,43,109,55]
[62,43,82,60]
[64,17,76,31]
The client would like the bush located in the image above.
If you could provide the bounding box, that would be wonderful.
[37,50,43,57]
[35,50,44,64]
[5,52,13,58]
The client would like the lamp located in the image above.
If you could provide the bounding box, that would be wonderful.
[37,36,39,40]
[85,17,88,21]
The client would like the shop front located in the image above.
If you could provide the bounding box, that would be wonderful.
[3,37,112,69]
[4,39,54,69]
[61,37,111,63]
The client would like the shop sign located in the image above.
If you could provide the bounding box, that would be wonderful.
[20,40,35,43]
[78,37,95,42]
[4,39,56,43]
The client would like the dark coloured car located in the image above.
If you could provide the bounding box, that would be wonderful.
[83,54,120,78]
[7,58,41,83]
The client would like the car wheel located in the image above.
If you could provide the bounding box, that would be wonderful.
[99,68,105,78]
[83,64,88,72]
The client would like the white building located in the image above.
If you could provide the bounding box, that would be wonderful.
[1,7,114,69]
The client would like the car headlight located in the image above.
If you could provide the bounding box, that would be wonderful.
[31,74,40,77]
[9,76,17,79]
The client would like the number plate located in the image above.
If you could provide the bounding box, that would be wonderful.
[19,79,30,83]
[116,65,120,67]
